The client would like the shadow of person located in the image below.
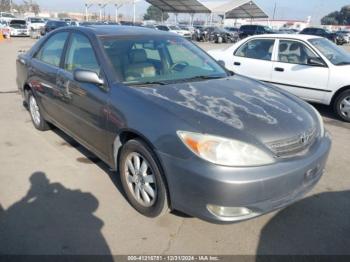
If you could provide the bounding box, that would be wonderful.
[256,191,350,256]
[0,172,112,257]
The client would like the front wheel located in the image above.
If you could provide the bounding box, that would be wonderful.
[119,139,169,217]
[333,90,350,122]
[28,91,50,131]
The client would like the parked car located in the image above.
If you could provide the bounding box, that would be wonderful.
[0,20,10,38]
[0,12,16,23]
[203,26,239,43]
[300,27,337,43]
[17,26,331,223]
[192,26,205,41]
[335,31,349,45]
[9,19,29,37]
[278,28,299,34]
[41,20,68,35]
[208,34,350,122]
[179,25,195,34]
[156,25,192,39]
[239,25,274,39]
[26,17,45,31]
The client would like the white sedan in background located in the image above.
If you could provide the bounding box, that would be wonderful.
[208,34,350,122]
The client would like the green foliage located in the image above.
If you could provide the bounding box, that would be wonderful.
[57,13,69,19]
[321,5,350,25]
[143,5,169,22]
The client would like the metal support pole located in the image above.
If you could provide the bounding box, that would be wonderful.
[85,4,88,21]
[115,5,119,23]
[99,4,102,21]
[133,0,136,24]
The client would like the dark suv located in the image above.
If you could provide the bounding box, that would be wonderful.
[41,20,68,35]
[239,25,274,39]
[300,27,336,42]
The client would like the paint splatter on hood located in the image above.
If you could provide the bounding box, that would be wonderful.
[133,75,316,143]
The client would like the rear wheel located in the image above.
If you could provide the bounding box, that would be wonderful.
[333,89,350,122]
[119,139,169,217]
[28,91,50,131]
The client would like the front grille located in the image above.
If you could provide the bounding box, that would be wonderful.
[267,127,318,158]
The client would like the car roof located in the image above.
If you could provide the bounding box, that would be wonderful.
[246,34,322,41]
[58,25,178,38]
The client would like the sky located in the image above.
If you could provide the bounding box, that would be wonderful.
[31,0,350,24]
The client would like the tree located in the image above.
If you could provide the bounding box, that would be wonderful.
[143,5,169,22]
[57,13,69,19]
[0,0,11,12]
[321,5,350,25]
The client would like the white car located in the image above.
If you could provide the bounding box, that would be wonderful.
[0,12,16,23]
[26,17,45,31]
[9,19,30,37]
[208,34,350,122]
[156,25,192,39]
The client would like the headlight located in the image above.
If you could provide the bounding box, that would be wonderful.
[177,131,274,167]
[311,106,324,137]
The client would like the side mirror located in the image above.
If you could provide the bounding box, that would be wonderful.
[307,57,326,67]
[74,70,104,86]
[217,60,226,67]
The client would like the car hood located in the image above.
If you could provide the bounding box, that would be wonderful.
[133,75,317,144]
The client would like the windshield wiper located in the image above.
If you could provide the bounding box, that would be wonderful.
[183,75,226,82]
[336,61,350,65]
[126,81,169,86]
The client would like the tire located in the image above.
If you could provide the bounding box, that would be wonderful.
[333,89,350,122]
[119,139,169,217]
[28,90,50,131]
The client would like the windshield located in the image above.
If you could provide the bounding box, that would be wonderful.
[309,38,350,65]
[102,36,228,85]
[169,26,180,30]
[10,20,26,25]
[1,13,15,18]
[30,18,44,23]
[264,26,274,33]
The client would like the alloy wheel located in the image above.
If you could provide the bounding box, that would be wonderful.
[340,96,350,119]
[124,152,157,207]
[29,95,41,126]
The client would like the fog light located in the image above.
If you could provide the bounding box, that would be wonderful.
[207,205,252,218]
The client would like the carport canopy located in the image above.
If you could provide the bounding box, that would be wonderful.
[146,0,268,18]
[145,0,211,13]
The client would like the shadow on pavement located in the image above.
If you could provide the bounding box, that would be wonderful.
[256,190,350,256]
[0,172,112,257]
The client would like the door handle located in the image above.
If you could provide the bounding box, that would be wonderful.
[234,62,241,66]
[274,67,284,72]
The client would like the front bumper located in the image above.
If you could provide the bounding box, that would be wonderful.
[158,134,331,223]
[11,30,29,36]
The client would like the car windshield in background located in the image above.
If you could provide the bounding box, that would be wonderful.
[102,36,228,85]
[10,20,26,25]
[309,38,350,65]
[264,26,274,33]
[49,21,68,27]
[30,18,44,23]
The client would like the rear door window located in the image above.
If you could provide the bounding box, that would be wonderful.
[235,39,275,61]
[35,32,69,67]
